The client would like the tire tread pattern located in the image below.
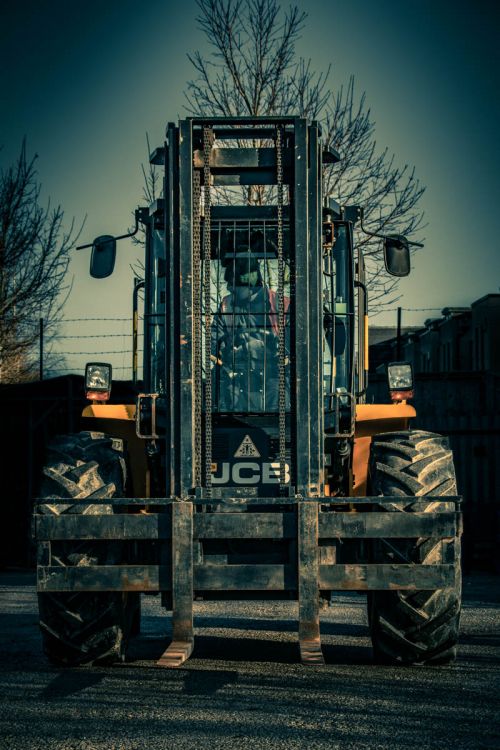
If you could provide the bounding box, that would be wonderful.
[37,431,135,666]
[369,430,461,665]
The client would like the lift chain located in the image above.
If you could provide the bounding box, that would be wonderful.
[276,125,286,488]
[192,167,202,489]
[203,126,213,497]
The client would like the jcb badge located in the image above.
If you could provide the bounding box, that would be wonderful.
[212,461,290,484]
[234,434,260,458]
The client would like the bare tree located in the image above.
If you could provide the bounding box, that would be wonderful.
[0,142,78,382]
[128,134,160,281]
[185,0,425,306]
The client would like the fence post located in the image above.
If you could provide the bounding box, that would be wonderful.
[396,307,402,360]
[39,318,44,381]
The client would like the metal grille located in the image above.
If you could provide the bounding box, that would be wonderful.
[209,219,290,415]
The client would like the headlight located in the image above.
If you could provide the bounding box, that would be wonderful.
[85,362,112,400]
[387,361,413,401]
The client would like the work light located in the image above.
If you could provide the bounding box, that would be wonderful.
[85,362,112,401]
[387,361,414,401]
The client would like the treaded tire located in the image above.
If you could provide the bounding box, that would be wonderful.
[368,430,461,665]
[37,431,138,666]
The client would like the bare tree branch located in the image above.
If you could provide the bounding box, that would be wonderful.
[184,0,425,309]
[0,141,80,382]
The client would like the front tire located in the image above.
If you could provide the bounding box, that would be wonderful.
[37,431,138,666]
[368,430,461,665]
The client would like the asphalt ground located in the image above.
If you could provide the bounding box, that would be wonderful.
[0,572,499,750]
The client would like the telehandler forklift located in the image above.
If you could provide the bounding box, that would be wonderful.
[34,117,461,667]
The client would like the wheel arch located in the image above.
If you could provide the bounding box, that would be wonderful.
[352,403,416,496]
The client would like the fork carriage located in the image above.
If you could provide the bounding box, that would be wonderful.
[35,495,461,666]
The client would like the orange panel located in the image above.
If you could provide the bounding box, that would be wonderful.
[351,403,416,496]
[82,403,136,420]
[81,404,148,498]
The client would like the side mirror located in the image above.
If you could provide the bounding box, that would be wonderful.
[384,235,410,277]
[90,235,116,279]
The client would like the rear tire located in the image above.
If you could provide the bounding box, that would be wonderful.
[37,431,138,666]
[368,430,461,665]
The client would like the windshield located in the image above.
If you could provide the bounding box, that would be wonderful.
[204,220,291,413]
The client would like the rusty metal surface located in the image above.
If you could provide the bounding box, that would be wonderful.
[37,565,168,592]
[35,513,172,540]
[298,503,324,665]
[318,511,458,538]
[164,502,194,668]
[37,561,457,593]
[194,564,295,591]
[156,639,194,668]
[319,563,456,590]
[36,563,295,592]
[195,513,296,539]
[299,637,325,666]
[35,507,458,541]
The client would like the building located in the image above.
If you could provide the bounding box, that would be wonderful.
[370,294,500,375]
[368,293,500,571]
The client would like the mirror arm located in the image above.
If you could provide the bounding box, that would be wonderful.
[358,209,385,242]
[76,209,142,250]
[358,209,423,248]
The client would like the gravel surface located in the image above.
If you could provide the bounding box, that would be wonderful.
[0,572,499,749]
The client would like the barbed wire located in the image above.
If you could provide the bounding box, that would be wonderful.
[398,307,443,312]
[41,306,448,324]
[54,349,143,355]
[58,315,163,323]
[60,315,134,323]
[54,333,144,340]
[28,306,448,334]
[47,366,136,372]
[30,303,455,378]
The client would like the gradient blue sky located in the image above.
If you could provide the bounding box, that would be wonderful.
[1,0,499,375]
